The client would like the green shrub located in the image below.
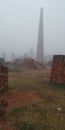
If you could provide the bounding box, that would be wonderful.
[18,120,35,130]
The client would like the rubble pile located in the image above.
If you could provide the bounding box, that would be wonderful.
[50,55,65,83]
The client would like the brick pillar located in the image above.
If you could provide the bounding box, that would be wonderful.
[50,55,65,83]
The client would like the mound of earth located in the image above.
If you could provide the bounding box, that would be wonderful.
[7,58,44,71]
[13,58,44,70]
[22,59,37,70]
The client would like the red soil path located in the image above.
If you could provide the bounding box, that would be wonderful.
[4,89,41,110]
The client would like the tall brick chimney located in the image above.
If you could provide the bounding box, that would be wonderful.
[36,8,44,63]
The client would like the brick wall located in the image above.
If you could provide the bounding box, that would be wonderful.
[0,64,8,90]
[50,55,65,83]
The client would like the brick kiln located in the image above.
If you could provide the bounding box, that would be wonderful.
[50,55,65,83]
[0,63,8,90]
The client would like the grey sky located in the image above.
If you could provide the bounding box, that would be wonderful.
[0,0,65,60]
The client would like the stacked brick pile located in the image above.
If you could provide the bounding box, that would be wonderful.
[0,64,8,90]
[50,55,65,83]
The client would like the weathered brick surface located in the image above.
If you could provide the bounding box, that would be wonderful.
[0,64,8,90]
[50,55,65,83]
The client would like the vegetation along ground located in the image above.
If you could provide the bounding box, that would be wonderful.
[0,70,65,130]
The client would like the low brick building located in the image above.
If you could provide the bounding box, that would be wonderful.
[0,63,8,90]
[50,55,65,83]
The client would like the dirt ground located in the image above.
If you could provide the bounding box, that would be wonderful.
[0,70,65,130]
[4,89,41,110]
[0,89,41,130]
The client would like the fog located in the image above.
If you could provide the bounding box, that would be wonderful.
[0,0,65,60]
